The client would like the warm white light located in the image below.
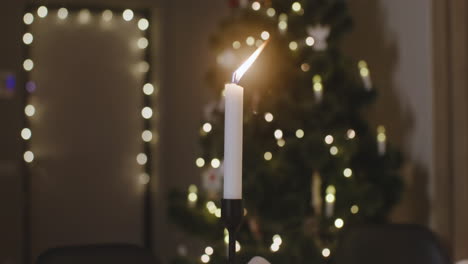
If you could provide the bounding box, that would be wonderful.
[138,37,149,49]
[37,6,48,18]
[188,192,198,202]
[358,60,368,68]
[334,218,344,228]
[57,8,68,19]
[277,139,285,147]
[347,129,356,139]
[266,8,276,17]
[264,152,272,161]
[202,123,212,133]
[21,128,32,140]
[141,107,153,119]
[206,201,216,213]
[252,1,261,10]
[139,173,150,184]
[23,59,34,71]
[215,208,221,218]
[138,18,150,30]
[322,248,331,258]
[142,130,153,142]
[306,36,315,46]
[246,36,255,46]
[289,41,298,51]
[236,241,241,252]
[205,247,214,256]
[102,10,113,21]
[270,243,280,252]
[292,2,302,12]
[343,168,352,178]
[326,193,335,203]
[278,21,288,31]
[313,82,323,92]
[123,9,134,21]
[377,132,386,142]
[138,61,150,73]
[326,185,336,194]
[188,184,198,193]
[232,41,241,49]
[137,153,148,165]
[25,105,36,117]
[196,158,205,168]
[211,158,221,168]
[274,129,283,140]
[23,33,33,45]
[301,63,310,72]
[24,151,34,163]
[78,9,91,24]
[360,67,369,77]
[261,31,270,40]
[325,135,334,144]
[24,13,34,25]
[264,113,274,122]
[273,234,282,245]
[330,146,338,155]
[351,205,359,214]
[143,83,155,95]
[232,40,269,83]
[296,129,304,138]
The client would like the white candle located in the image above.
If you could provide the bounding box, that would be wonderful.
[223,40,269,200]
[224,83,244,199]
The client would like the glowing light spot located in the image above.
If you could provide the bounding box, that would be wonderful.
[138,18,149,30]
[347,129,356,139]
[278,21,288,31]
[296,129,304,138]
[24,13,34,25]
[139,173,150,185]
[138,37,149,49]
[188,192,198,202]
[232,41,241,49]
[78,9,91,24]
[314,82,323,92]
[143,83,155,95]
[202,123,212,133]
[274,129,283,139]
[270,243,280,252]
[335,218,344,228]
[142,130,153,142]
[330,146,338,155]
[292,2,302,12]
[264,113,274,122]
[25,105,35,117]
[301,63,310,72]
[102,10,113,21]
[23,59,34,71]
[236,241,241,252]
[264,152,272,161]
[351,205,359,214]
[358,60,368,68]
[123,9,134,21]
[57,8,68,19]
[211,158,221,168]
[21,128,32,140]
[24,151,34,163]
[306,36,315,46]
[324,135,334,144]
[251,1,261,11]
[188,184,198,193]
[141,107,153,119]
[246,36,255,46]
[326,193,335,203]
[261,31,270,40]
[23,33,33,45]
[206,201,216,213]
[289,41,298,51]
[37,6,48,18]
[196,158,205,168]
[322,248,331,258]
[138,61,150,73]
[205,247,214,256]
[279,13,288,21]
[326,185,336,194]
[266,8,276,17]
[360,67,369,77]
[277,139,285,147]
[136,153,148,165]
[215,208,221,218]
[343,168,353,178]
[273,234,282,245]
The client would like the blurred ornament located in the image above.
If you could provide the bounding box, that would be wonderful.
[307,25,330,51]
[202,165,223,198]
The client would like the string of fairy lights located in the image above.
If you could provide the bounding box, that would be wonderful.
[189,1,388,263]
[21,4,157,253]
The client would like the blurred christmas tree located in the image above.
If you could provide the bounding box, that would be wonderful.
[168,0,403,263]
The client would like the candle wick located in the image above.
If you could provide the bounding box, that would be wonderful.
[232,73,238,84]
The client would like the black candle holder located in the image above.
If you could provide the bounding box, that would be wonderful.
[222,199,243,264]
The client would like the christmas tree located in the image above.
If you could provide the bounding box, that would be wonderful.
[168,0,403,263]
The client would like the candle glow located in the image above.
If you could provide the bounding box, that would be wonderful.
[232,40,269,84]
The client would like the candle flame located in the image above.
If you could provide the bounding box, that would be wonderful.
[232,39,269,84]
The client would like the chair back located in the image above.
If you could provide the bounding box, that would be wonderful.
[36,244,157,264]
[335,224,451,264]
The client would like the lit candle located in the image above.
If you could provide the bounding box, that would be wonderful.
[358,60,372,90]
[224,41,269,199]
[377,125,386,155]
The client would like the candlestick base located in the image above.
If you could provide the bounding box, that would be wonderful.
[222,199,243,264]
